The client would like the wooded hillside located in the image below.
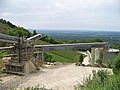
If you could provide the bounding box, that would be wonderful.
[0,19,32,38]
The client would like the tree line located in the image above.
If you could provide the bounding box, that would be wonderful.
[0,18,32,38]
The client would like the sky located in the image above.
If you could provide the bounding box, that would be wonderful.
[0,0,120,31]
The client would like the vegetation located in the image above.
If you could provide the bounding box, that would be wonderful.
[76,70,110,90]
[41,35,64,44]
[65,38,103,44]
[44,53,54,62]
[0,18,32,38]
[79,54,84,64]
[44,50,86,63]
[32,30,37,36]
[96,51,103,66]
[50,50,80,60]
[35,40,50,45]
[75,69,120,90]
[39,35,104,45]
[112,43,120,49]
[0,51,8,69]
[45,52,71,63]
[0,51,8,62]
[76,54,84,66]
[113,53,120,74]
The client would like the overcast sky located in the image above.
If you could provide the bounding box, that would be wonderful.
[0,0,120,31]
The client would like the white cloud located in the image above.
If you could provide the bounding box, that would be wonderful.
[1,0,120,30]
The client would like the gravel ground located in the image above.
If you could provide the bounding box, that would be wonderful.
[18,64,112,90]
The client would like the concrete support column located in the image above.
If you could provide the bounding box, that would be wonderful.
[102,47,107,63]
[24,61,36,75]
[95,48,100,64]
[24,61,30,75]
[91,48,95,66]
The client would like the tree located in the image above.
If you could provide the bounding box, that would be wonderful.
[79,54,84,64]
[41,35,63,44]
[33,30,37,36]
[0,18,32,38]
[91,38,103,42]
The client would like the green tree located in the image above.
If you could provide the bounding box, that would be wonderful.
[32,30,37,36]
[112,43,120,49]
[91,38,103,42]
[0,18,32,38]
[41,35,63,44]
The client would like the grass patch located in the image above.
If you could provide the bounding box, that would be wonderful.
[0,52,8,69]
[35,40,50,45]
[46,50,86,63]
[46,52,73,63]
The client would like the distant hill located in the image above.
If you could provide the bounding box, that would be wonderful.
[0,19,32,38]
[35,30,120,44]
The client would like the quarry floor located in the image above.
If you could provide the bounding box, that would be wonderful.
[0,63,112,90]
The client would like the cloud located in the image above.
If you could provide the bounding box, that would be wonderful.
[0,0,120,31]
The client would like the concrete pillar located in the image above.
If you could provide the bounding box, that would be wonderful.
[102,47,107,63]
[24,61,36,75]
[24,61,30,75]
[94,48,100,64]
[91,48,95,66]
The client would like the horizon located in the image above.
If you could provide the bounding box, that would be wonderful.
[29,29,120,32]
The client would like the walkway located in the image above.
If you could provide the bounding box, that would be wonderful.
[17,64,112,90]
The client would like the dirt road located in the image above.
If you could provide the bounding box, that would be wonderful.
[16,64,111,90]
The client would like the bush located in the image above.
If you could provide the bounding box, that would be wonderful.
[43,53,53,62]
[79,54,84,64]
[106,59,114,68]
[76,70,111,90]
[113,53,120,74]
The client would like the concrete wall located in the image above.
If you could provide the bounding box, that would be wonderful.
[35,42,107,52]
